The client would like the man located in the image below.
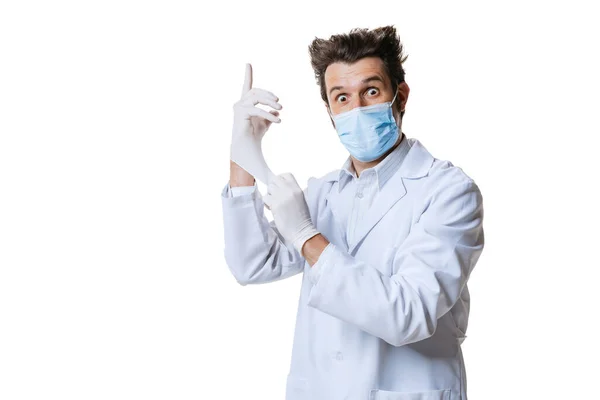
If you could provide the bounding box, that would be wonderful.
[221,25,484,400]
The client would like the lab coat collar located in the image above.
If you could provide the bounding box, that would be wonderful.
[324,136,433,183]
[324,136,435,253]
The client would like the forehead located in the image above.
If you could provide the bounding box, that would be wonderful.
[324,56,389,91]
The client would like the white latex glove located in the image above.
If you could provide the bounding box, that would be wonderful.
[263,173,320,255]
[231,63,281,185]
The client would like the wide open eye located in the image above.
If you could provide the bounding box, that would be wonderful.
[366,87,379,96]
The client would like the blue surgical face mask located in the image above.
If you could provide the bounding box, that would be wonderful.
[329,89,400,162]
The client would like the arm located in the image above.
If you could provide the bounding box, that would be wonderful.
[305,179,485,347]
[221,163,306,285]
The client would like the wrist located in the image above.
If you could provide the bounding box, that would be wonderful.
[301,234,330,266]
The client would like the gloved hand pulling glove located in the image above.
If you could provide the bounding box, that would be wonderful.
[263,173,320,256]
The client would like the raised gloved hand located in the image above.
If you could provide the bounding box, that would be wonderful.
[263,173,320,255]
[230,63,281,184]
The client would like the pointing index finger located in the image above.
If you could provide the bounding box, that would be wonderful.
[242,63,252,97]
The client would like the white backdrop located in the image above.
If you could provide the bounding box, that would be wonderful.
[1,1,599,399]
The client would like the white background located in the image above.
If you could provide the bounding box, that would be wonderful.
[1,0,599,399]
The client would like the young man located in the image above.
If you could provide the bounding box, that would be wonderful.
[222,25,484,400]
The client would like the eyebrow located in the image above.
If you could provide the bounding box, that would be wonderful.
[329,76,385,96]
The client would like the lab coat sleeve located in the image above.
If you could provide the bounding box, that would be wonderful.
[306,179,484,347]
[221,181,306,286]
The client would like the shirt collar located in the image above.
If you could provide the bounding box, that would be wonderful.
[338,132,411,192]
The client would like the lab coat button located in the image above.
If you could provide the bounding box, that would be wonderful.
[356,192,363,198]
[334,351,343,361]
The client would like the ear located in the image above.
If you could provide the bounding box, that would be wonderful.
[397,81,410,112]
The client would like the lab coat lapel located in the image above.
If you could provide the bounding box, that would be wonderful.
[346,172,406,254]
[348,139,434,254]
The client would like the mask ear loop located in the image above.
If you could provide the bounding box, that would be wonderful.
[389,85,400,108]
[390,85,403,133]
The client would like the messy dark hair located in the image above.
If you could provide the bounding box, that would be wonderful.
[308,25,408,118]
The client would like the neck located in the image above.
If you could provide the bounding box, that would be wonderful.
[352,132,404,177]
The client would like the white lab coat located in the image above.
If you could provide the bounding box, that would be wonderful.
[221,137,484,400]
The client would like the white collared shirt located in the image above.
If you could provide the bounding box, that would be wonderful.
[336,133,411,245]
